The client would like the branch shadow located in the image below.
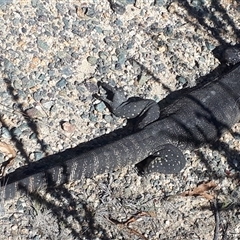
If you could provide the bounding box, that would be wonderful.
[175,0,240,45]
[19,184,110,239]
[1,78,48,165]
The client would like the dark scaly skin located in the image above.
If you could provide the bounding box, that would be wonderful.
[1,47,240,200]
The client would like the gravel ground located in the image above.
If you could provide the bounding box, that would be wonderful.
[0,0,240,239]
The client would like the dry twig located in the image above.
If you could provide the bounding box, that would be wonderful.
[181,181,217,200]
[105,211,153,240]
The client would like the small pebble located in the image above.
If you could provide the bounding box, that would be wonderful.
[61,121,76,133]
[1,127,11,139]
[56,78,67,88]
[87,56,97,65]
[110,2,126,14]
[94,102,106,112]
[37,39,49,51]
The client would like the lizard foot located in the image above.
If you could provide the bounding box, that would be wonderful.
[136,144,186,174]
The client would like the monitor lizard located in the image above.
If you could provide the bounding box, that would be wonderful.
[1,46,240,200]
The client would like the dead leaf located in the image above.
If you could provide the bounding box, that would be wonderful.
[0,142,16,159]
[181,181,217,200]
[106,212,151,240]
[0,141,16,176]
[26,107,45,118]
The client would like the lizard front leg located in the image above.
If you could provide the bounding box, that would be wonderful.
[94,81,160,129]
